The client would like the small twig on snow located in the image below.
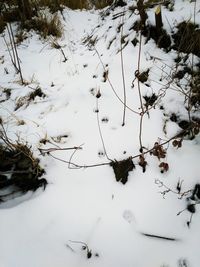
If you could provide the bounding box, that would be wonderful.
[38,146,82,156]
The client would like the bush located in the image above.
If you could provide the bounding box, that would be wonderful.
[90,0,113,9]
[172,21,200,57]
[0,0,113,39]
[22,13,63,38]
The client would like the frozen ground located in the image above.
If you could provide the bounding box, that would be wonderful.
[0,1,200,266]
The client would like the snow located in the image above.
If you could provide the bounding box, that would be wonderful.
[0,0,200,266]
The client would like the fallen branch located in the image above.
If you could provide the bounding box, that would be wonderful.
[49,153,110,169]
[68,240,92,259]
[155,179,192,199]
[38,146,83,155]
[42,129,189,169]
[141,232,178,241]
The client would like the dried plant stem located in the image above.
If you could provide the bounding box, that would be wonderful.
[6,25,17,68]
[2,4,18,68]
[96,98,111,161]
[193,0,196,24]
[49,153,109,169]
[141,232,178,241]
[155,179,192,199]
[68,145,84,169]
[120,10,126,126]
[39,146,82,155]
[44,129,187,169]
[139,113,144,151]
[188,0,197,122]
[3,3,23,83]
[188,0,197,123]
[137,32,144,151]
[60,48,68,62]
[137,32,144,114]
[8,23,24,84]
[94,47,140,115]
[3,35,18,72]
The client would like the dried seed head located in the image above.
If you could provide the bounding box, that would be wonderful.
[187,204,196,213]
[96,90,101,98]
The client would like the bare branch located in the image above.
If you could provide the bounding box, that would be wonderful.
[38,146,83,155]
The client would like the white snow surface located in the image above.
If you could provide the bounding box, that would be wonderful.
[0,1,200,266]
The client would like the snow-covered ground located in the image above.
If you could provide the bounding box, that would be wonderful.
[0,1,200,266]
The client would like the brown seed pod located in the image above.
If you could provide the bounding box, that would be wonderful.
[138,155,147,173]
[96,90,101,98]
[159,162,169,173]
[172,140,178,147]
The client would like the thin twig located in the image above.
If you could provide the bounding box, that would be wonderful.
[68,240,88,246]
[2,35,18,72]
[8,22,24,84]
[38,146,82,155]
[68,240,92,257]
[132,128,187,159]
[94,47,140,115]
[139,114,144,152]
[96,98,112,161]
[155,179,192,199]
[188,0,197,124]
[46,129,188,169]
[137,33,144,113]
[120,9,127,126]
[3,4,18,69]
[137,31,145,151]
[141,232,178,241]
[60,48,68,62]
[49,153,110,169]
[68,144,84,169]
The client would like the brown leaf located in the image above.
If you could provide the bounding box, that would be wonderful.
[159,162,169,173]
[151,142,166,160]
[172,140,178,147]
[172,139,182,148]
[138,155,147,173]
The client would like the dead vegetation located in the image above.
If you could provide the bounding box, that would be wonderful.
[15,87,46,110]
[110,158,135,184]
[22,13,63,38]
[0,0,113,38]
[0,1,62,38]
[0,121,47,204]
[0,0,200,228]
[172,21,200,58]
